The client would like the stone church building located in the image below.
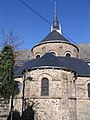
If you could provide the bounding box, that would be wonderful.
[1,3,90,120]
[13,9,90,120]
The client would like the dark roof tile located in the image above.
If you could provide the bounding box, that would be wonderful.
[14,53,90,77]
[40,30,70,43]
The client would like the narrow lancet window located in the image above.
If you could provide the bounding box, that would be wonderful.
[41,78,49,96]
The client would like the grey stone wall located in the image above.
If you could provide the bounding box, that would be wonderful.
[14,64,90,120]
[13,43,90,120]
[22,69,77,120]
[31,42,79,59]
[76,77,90,120]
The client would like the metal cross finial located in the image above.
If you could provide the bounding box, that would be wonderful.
[53,0,59,29]
[54,0,56,17]
[52,0,62,34]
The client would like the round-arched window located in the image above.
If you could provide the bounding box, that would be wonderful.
[66,53,71,57]
[41,78,49,96]
[36,55,40,59]
[51,52,56,56]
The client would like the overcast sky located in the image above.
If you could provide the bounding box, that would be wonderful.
[0,0,90,50]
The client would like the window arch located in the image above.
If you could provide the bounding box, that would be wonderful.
[51,52,56,56]
[36,54,40,59]
[66,53,71,57]
[48,50,56,56]
[41,78,49,96]
[88,83,90,97]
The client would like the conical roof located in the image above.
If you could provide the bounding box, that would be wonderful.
[40,30,70,43]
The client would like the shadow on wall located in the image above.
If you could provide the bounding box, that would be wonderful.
[7,105,34,120]
[7,110,20,120]
[21,105,34,120]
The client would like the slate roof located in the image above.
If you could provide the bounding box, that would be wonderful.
[40,30,70,43]
[14,53,90,77]
[78,44,90,62]
[14,66,20,75]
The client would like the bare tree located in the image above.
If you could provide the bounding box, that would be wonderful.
[0,29,23,51]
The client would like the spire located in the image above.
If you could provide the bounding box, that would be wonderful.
[51,0,62,34]
[53,0,59,30]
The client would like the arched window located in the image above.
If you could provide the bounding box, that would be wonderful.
[49,51,56,56]
[41,78,49,96]
[36,55,40,59]
[51,52,56,56]
[88,83,90,97]
[66,53,71,57]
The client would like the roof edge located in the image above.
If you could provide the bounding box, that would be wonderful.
[31,41,79,52]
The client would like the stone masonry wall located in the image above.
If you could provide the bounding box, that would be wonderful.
[32,99,62,120]
[23,69,77,120]
[14,68,90,120]
[13,67,90,120]
[31,42,79,59]
[76,77,90,120]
